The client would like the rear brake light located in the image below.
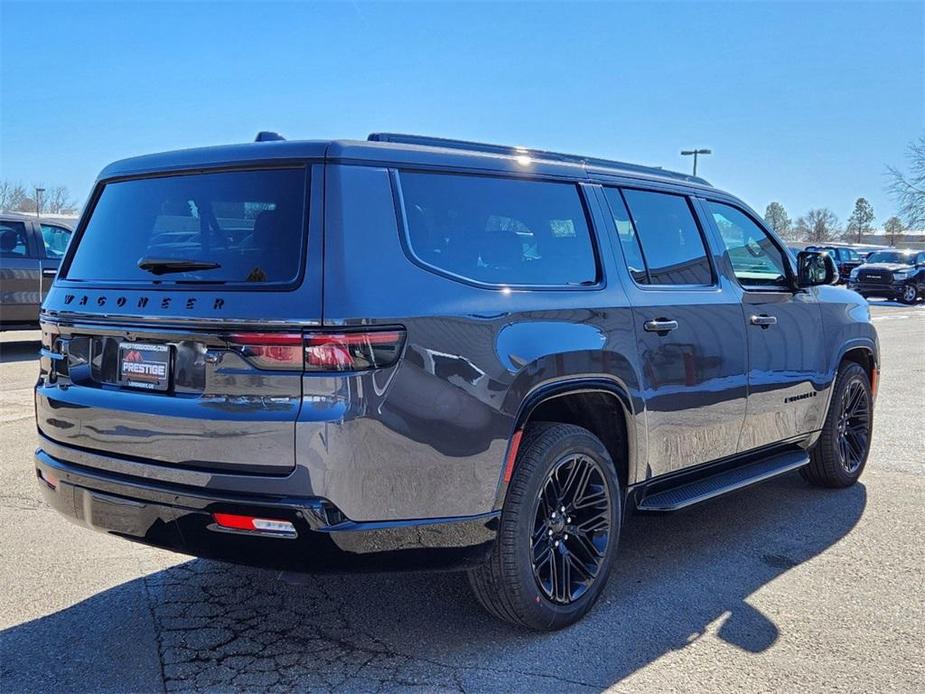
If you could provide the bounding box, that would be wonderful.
[228,333,304,370]
[228,329,405,372]
[304,331,404,372]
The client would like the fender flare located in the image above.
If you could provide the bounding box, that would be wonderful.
[491,376,639,510]
[821,338,879,415]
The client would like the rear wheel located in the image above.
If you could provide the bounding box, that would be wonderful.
[802,362,873,488]
[900,284,918,305]
[468,422,621,630]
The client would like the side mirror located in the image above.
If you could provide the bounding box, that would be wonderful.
[796,251,838,287]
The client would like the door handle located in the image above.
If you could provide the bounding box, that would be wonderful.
[750,314,777,328]
[643,319,679,333]
[42,269,57,277]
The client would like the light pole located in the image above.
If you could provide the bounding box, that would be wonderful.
[681,148,712,177]
[34,187,45,217]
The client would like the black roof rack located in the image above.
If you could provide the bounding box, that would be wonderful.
[367,132,709,186]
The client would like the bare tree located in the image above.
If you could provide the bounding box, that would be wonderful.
[0,180,78,214]
[0,181,29,212]
[795,208,840,242]
[44,186,77,214]
[887,136,925,228]
[883,216,905,247]
[764,202,793,238]
[845,198,875,243]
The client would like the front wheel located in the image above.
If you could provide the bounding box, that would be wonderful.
[468,422,621,630]
[802,361,873,488]
[900,284,919,305]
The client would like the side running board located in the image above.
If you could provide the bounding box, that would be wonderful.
[637,450,810,512]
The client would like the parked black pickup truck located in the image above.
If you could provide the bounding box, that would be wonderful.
[848,248,925,304]
[0,213,73,330]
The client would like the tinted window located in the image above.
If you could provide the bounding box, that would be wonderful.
[708,201,788,288]
[400,172,597,286]
[621,189,712,285]
[40,224,72,259]
[602,188,647,283]
[66,168,307,284]
[0,221,31,258]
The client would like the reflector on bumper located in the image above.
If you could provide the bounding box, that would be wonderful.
[211,512,297,537]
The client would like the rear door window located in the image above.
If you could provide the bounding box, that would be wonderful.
[619,189,713,286]
[40,224,72,259]
[399,172,598,287]
[0,222,33,258]
[65,168,308,285]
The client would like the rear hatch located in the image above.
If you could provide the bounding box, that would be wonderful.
[36,165,322,475]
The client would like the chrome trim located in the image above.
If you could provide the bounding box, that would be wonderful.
[41,310,321,330]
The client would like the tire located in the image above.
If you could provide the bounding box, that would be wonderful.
[467,422,621,630]
[900,284,918,305]
[801,362,873,488]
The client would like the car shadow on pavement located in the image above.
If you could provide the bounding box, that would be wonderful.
[0,340,40,365]
[0,472,866,692]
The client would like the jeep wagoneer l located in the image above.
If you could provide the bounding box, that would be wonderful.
[34,133,878,629]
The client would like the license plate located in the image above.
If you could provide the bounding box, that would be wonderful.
[119,342,171,391]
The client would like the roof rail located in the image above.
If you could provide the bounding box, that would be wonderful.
[255,131,286,142]
[367,132,709,185]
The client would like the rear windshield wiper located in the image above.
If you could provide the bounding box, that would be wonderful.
[137,257,222,275]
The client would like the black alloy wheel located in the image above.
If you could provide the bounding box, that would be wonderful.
[835,379,871,474]
[802,361,873,488]
[467,422,621,630]
[531,454,612,605]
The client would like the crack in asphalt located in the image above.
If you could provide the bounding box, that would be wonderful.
[140,561,603,693]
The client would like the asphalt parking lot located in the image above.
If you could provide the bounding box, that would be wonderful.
[1,301,923,693]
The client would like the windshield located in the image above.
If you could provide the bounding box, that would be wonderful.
[866,250,913,265]
[65,168,307,285]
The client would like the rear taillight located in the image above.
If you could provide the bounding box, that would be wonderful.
[228,329,405,372]
[303,331,404,372]
[228,333,304,370]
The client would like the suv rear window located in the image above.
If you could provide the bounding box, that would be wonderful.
[399,172,598,287]
[65,168,307,285]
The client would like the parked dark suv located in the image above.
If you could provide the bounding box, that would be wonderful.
[848,248,925,304]
[34,134,879,630]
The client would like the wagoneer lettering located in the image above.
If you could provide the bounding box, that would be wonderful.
[33,132,879,630]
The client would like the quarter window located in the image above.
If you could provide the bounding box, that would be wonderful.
[400,172,598,286]
[619,189,713,286]
[602,188,647,283]
[707,201,789,288]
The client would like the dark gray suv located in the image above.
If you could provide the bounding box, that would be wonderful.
[34,134,878,630]
[1,213,73,330]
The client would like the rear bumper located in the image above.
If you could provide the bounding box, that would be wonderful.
[34,447,498,573]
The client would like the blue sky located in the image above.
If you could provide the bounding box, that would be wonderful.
[2,1,922,227]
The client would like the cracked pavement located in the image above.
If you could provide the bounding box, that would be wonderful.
[1,301,923,693]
